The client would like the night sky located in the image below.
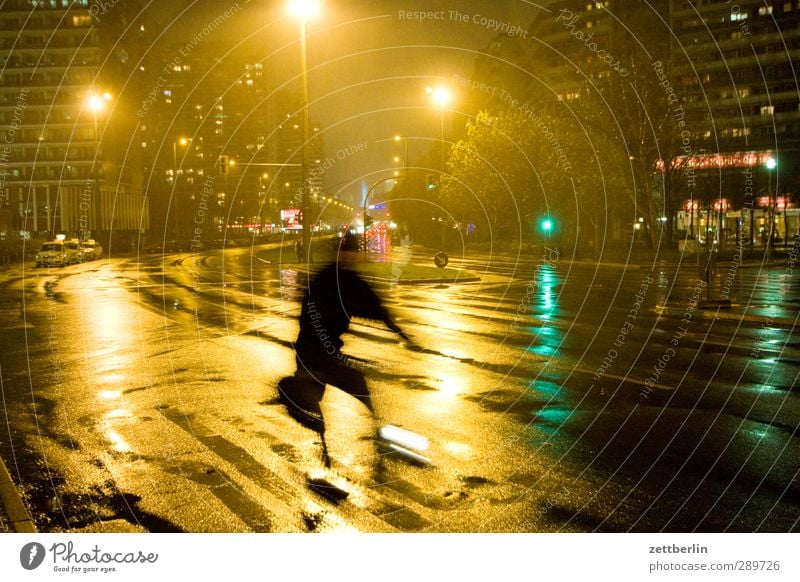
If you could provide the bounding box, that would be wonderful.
[266,0,558,204]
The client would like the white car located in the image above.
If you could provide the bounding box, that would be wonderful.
[35,241,69,268]
[79,241,103,261]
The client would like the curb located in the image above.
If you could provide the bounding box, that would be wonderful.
[0,455,37,533]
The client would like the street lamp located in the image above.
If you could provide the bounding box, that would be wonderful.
[426,86,452,172]
[289,0,320,262]
[766,156,777,261]
[84,91,111,240]
[172,137,190,236]
[394,134,409,181]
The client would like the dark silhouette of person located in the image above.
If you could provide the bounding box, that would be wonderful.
[278,232,411,467]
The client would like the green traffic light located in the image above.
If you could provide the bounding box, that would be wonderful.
[541,218,553,233]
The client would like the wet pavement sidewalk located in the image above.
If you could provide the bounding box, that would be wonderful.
[0,454,36,533]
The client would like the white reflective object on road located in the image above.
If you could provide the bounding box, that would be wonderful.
[379,425,429,452]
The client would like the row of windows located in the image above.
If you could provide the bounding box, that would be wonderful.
[1,0,89,10]
[0,89,94,107]
[2,128,94,142]
[684,39,800,62]
[695,122,800,139]
[2,52,97,68]
[2,145,97,162]
[0,108,81,124]
[683,65,796,84]
[1,165,95,181]
[689,102,800,116]
[1,70,96,87]
[0,31,97,50]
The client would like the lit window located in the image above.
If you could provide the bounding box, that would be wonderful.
[72,15,91,26]
[761,105,774,115]
[731,11,748,21]
[586,20,593,28]
[784,2,792,12]
[758,5,773,14]
[163,90,171,97]
[141,142,147,148]
[738,87,750,98]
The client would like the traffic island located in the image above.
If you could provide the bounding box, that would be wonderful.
[255,247,480,284]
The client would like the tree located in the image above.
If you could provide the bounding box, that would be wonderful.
[439,109,544,242]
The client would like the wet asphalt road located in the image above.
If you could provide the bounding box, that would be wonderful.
[0,245,797,532]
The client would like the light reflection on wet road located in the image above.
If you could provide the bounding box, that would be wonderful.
[0,246,797,532]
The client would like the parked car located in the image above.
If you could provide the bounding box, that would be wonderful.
[79,240,103,261]
[35,241,69,268]
[64,240,81,264]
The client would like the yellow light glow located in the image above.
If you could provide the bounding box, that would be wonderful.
[428,86,452,108]
[98,390,122,400]
[86,93,105,113]
[289,0,320,18]
[106,429,131,453]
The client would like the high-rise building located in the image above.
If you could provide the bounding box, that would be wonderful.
[0,0,148,240]
[670,0,800,243]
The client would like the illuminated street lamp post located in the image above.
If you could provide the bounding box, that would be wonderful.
[766,156,777,261]
[426,85,452,174]
[394,134,409,181]
[85,91,111,240]
[289,0,320,262]
[172,137,189,236]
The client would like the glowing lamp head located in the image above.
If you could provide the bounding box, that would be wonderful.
[765,157,777,170]
[86,94,105,113]
[541,218,553,233]
[289,0,320,18]
[428,86,452,108]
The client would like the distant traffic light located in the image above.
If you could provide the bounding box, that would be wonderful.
[539,216,554,234]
